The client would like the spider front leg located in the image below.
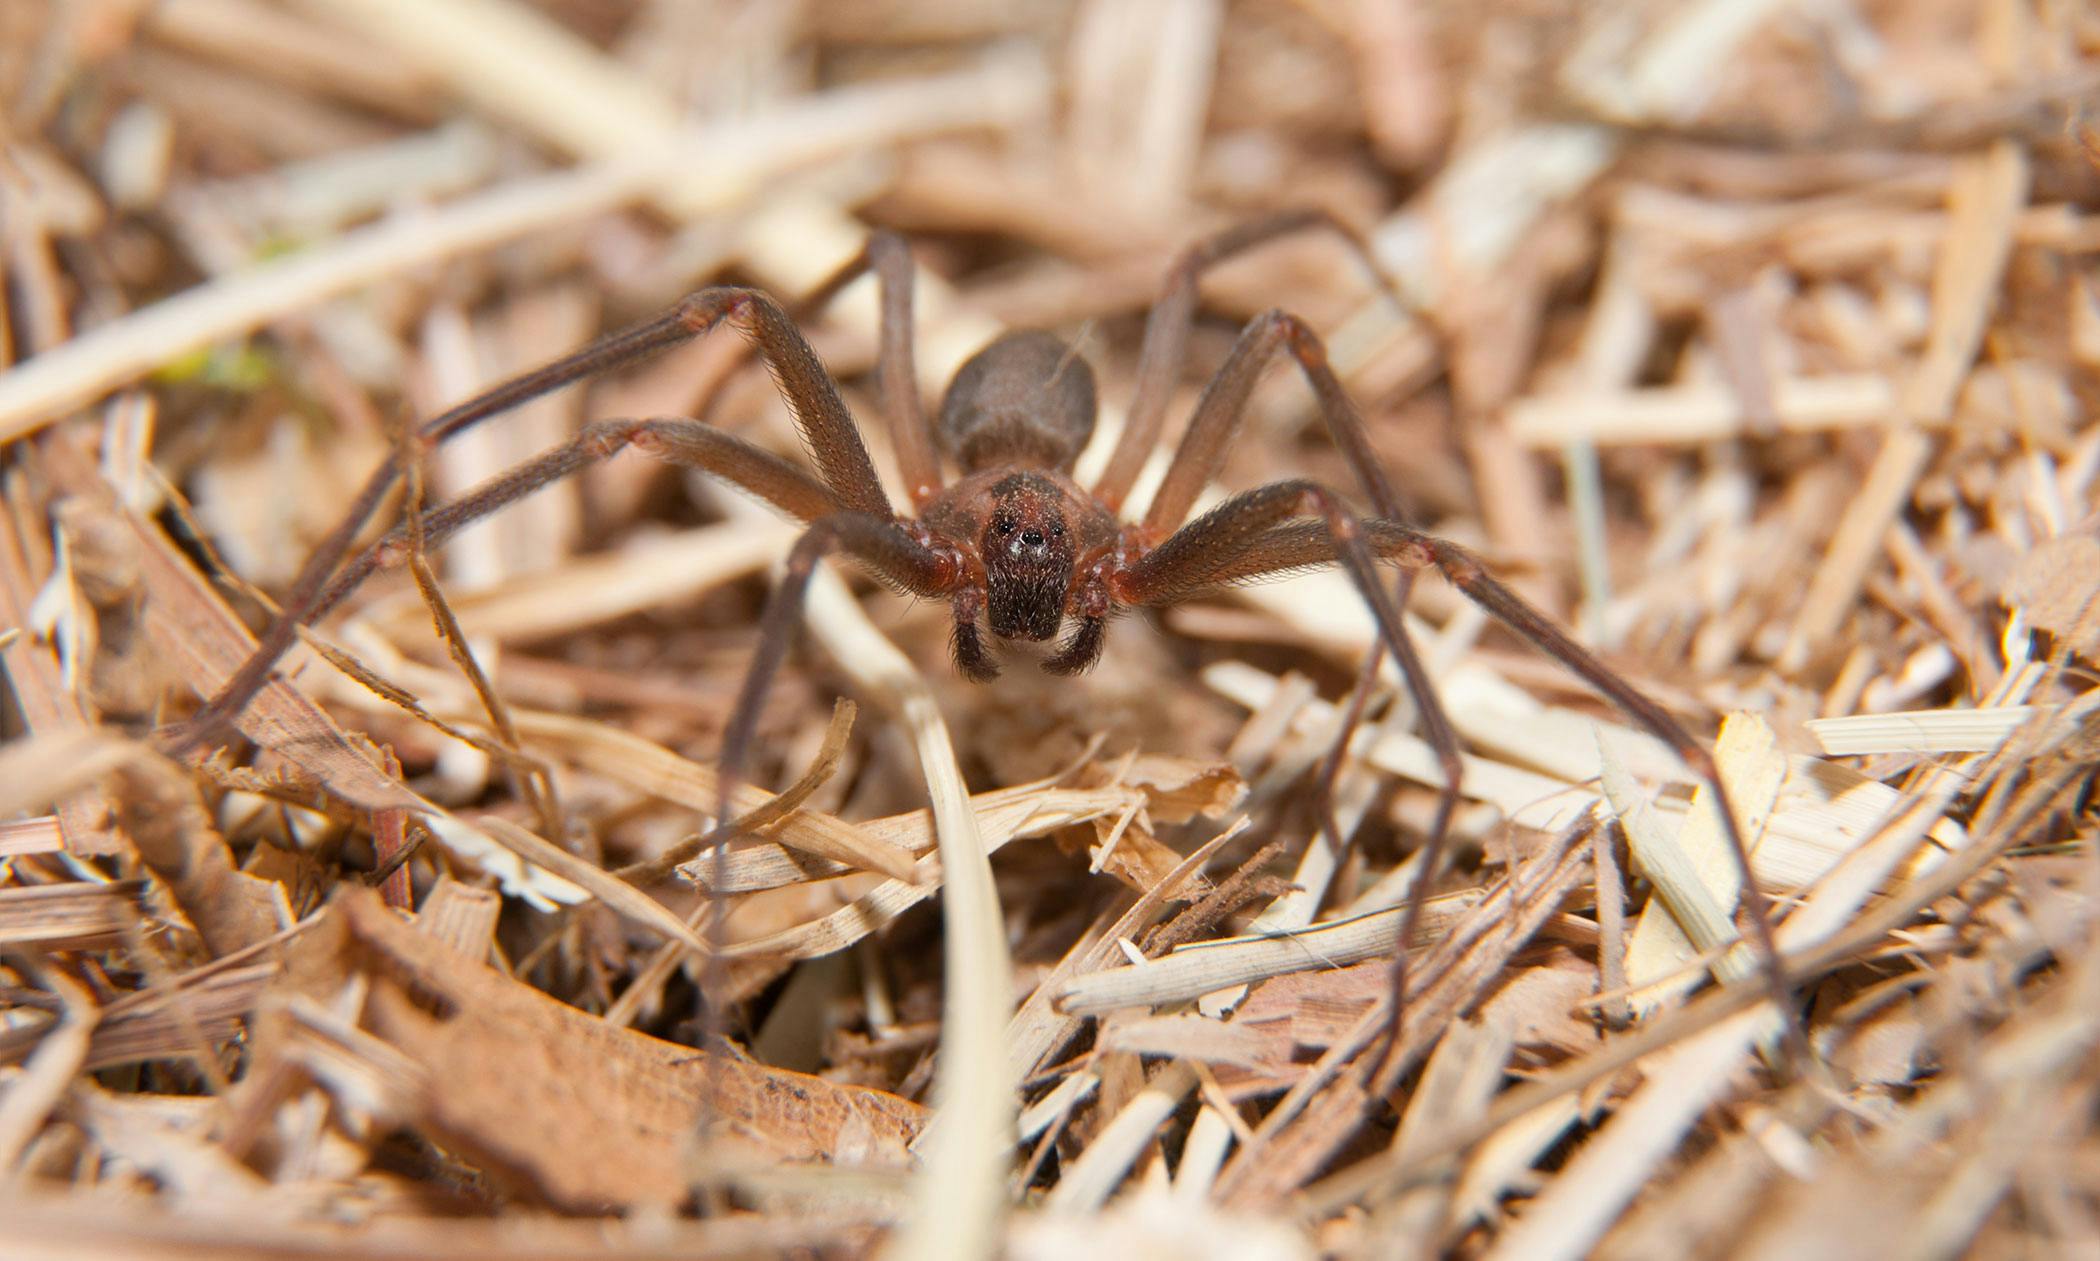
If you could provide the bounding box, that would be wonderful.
[1119,480,1442,788]
[715,514,961,825]
[310,417,843,625]
[1386,529,1799,1049]
[1148,304,1802,1061]
[1137,309,1462,867]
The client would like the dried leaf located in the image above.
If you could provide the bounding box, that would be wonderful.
[275,890,922,1210]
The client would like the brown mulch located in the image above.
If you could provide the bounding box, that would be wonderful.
[2,2,2097,1258]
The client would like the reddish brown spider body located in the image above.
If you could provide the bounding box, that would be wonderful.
[170,210,1800,1067]
[911,329,1130,679]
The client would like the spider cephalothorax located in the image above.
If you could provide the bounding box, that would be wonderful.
[920,461,1114,678]
[914,329,1125,672]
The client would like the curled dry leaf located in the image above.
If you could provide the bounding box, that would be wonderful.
[262,889,922,1212]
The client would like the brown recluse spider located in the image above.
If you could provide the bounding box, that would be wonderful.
[167,210,1796,1059]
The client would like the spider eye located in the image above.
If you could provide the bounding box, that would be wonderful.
[1050,524,1065,537]
[995,519,1015,535]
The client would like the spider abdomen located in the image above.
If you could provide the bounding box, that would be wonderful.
[936,330,1097,474]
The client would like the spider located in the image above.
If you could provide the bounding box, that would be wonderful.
[171,210,1790,1046]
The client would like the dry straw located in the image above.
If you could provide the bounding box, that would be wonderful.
[1,2,2096,1258]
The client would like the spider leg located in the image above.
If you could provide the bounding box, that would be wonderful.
[1131,305,1470,1061]
[1121,481,1462,1057]
[174,287,893,751]
[1192,516,1803,1064]
[1041,581,1112,675]
[1042,614,1108,675]
[311,418,843,625]
[1093,210,1399,513]
[1393,530,1798,1057]
[801,232,943,509]
[1144,309,1403,531]
[715,513,959,825]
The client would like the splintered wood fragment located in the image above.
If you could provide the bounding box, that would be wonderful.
[309,0,1044,222]
[1506,374,1897,447]
[1222,661,1952,902]
[303,0,687,203]
[1372,124,1616,309]
[1776,143,2024,673]
[147,0,441,115]
[1903,141,2029,423]
[291,889,922,1212]
[1564,0,1795,122]
[409,876,501,961]
[471,816,711,954]
[799,565,1010,1261]
[1044,1061,1198,1213]
[1232,961,1390,1053]
[1478,1005,1781,1261]
[1093,0,1220,212]
[513,709,916,882]
[1806,705,2047,755]
[0,1193,854,1258]
[371,796,411,910]
[1452,1091,1585,1229]
[1212,820,1598,1209]
[112,755,291,958]
[0,56,1042,440]
[1379,1015,1517,1248]
[1777,425,1936,674]
[0,881,144,950]
[1096,1013,1285,1072]
[1017,1070,1099,1145]
[2002,528,2100,655]
[0,729,137,820]
[1205,661,1600,831]
[0,487,122,855]
[1613,713,1787,1009]
[0,816,64,857]
[37,437,411,813]
[0,959,280,1072]
[33,437,587,908]
[1055,892,1480,1017]
[1173,1104,1237,1202]
[0,161,653,441]
[689,781,1134,896]
[367,517,798,644]
[1005,819,1249,1088]
[0,963,96,1169]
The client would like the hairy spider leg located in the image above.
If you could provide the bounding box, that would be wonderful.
[1123,308,1469,1060]
[171,287,892,753]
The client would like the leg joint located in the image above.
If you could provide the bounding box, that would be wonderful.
[676,287,756,333]
[578,417,646,459]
